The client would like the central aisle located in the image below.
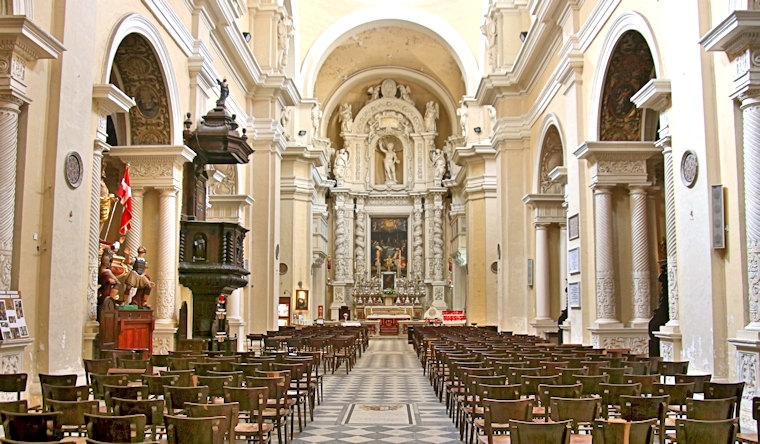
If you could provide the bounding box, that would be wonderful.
[292,338,460,443]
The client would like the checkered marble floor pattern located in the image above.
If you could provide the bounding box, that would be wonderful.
[291,338,461,443]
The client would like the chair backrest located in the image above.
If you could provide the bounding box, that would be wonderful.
[190,361,220,376]
[104,384,149,413]
[0,374,26,400]
[207,371,243,387]
[141,374,179,397]
[549,397,602,434]
[38,373,77,405]
[185,401,239,442]
[164,385,209,413]
[0,400,27,414]
[557,367,588,385]
[0,410,63,441]
[675,374,711,393]
[685,397,736,420]
[599,383,642,416]
[576,374,610,397]
[231,362,263,378]
[674,418,738,444]
[602,367,634,384]
[653,382,695,408]
[658,360,690,378]
[164,414,226,444]
[196,375,234,399]
[159,369,195,387]
[149,354,169,368]
[521,375,559,397]
[537,383,582,409]
[89,373,129,400]
[478,383,521,400]
[619,394,668,438]
[483,398,534,424]
[508,419,572,444]
[112,397,165,429]
[85,413,147,443]
[41,384,89,403]
[703,381,745,418]
[625,374,660,395]
[591,418,656,444]
[45,399,99,430]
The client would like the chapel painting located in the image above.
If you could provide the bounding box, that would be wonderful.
[371,218,408,277]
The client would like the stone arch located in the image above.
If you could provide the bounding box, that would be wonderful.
[102,14,183,145]
[589,12,662,142]
[300,6,481,98]
[534,114,565,194]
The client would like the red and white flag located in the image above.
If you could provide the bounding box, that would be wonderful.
[117,165,132,234]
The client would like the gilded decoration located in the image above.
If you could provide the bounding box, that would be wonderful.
[600,31,655,141]
[112,34,171,145]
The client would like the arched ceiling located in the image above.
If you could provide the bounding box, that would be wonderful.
[316,25,465,148]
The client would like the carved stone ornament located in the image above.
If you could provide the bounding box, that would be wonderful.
[64,152,83,188]
[680,150,698,188]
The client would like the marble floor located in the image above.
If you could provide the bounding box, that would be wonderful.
[291,338,460,443]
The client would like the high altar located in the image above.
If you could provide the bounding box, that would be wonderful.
[324,78,457,322]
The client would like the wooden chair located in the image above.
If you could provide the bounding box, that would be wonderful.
[685,397,736,420]
[625,374,660,395]
[83,359,113,387]
[163,386,209,414]
[657,361,689,383]
[619,394,669,439]
[141,374,178,398]
[189,361,219,376]
[591,418,656,444]
[164,414,226,444]
[38,374,77,410]
[44,399,98,436]
[576,374,610,398]
[675,374,711,394]
[737,396,760,443]
[653,382,694,415]
[220,388,274,444]
[148,354,168,370]
[85,413,147,443]
[507,419,572,444]
[103,384,149,413]
[117,358,151,375]
[477,398,534,444]
[536,383,582,421]
[557,367,588,385]
[704,381,745,418]
[166,356,192,371]
[112,397,165,441]
[602,367,634,384]
[0,374,27,401]
[549,396,602,434]
[674,417,738,444]
[158,370,195,387]
[89,373,129,400]
[599,382,642,418]
[40,384,89,407]
[184,402,239,444]
[0,400,27,414]
[243,378,290,444]
[0,411,63,442]
[207,370,243,387]
[196,375,234,401]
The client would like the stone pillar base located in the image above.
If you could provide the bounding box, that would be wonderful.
[653,324,682,360]
[729,332,760,432]
[153,320,178,354]
[0,338,34,401]
[82,321,99,360]
[560,321,572,344]
[530,318,558,338]
[589,326,649,355]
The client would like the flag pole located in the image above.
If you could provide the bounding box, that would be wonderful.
[103,195,118,240]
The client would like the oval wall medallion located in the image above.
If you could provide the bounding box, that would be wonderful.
[65,152,83,189]
[681,150,698,188]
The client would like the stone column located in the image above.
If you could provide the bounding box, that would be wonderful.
[87,141,107,322]
[431,192,447,310]
[593,185,619,325]
[0,99,21,291]
[559,223,568,310]
[330,192,350,320]
[354,197,366,277]
[534,223,551,320]
[153,187,178,353]
[630,186,651,327]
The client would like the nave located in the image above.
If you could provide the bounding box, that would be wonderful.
[293,338,460,443]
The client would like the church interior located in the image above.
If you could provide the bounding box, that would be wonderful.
[1,0,760,440]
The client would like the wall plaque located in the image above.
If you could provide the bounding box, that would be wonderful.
[568,282,581,309]
[681,150,698,188]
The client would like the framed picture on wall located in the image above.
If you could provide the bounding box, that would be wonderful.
[568,282,581,309]
[568,214,580,240]
[568,247,580,275]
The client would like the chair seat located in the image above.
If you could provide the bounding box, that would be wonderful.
[571,434,593,444]
[235,422,275,434]
[478,435,511,444]
[737,432,759,443]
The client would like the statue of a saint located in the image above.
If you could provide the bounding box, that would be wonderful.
[339,103,353,133]
[430,147,446,186]
[277,14,294,68]
[457,104,469,137]
[217,78,229,103]
[424,101,439,132]
[333,147,349,185]
[124,246,155,308]
[378,141,400,184]
[99,167,117,235]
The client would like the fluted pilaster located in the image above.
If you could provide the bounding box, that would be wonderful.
[156,187,178,321]
[0,99,20,290]
[743,98,760,324]
[535,223,551,320]
[594,186,618,323]
[630,186,651,325]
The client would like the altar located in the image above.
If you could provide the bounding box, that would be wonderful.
[365,307,413,335]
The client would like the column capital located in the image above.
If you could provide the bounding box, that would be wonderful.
[0,17,63,101]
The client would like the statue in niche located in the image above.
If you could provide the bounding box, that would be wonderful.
[378,140,400,184]
[339,103,353,133]
[430,147,446,186]
[424,101,439,132]
[311,103,322,134]
[457,104,469,137]
[333,147,349,186]
[277,13,294,68]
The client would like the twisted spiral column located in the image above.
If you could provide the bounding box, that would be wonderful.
[156,187,178,321]
[534,223,551,320]
[0,100,21,290]
[630,186,651,325]
[593,186,618,323]
[661,139,680,323]
[742,98,760,324]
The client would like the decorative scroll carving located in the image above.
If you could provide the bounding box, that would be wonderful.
[208,164,237,195]
[130,161,172,179]
[153,336,171,355]
[661,341,674,361]
[737,351,758,430]
[597,335,648,355]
